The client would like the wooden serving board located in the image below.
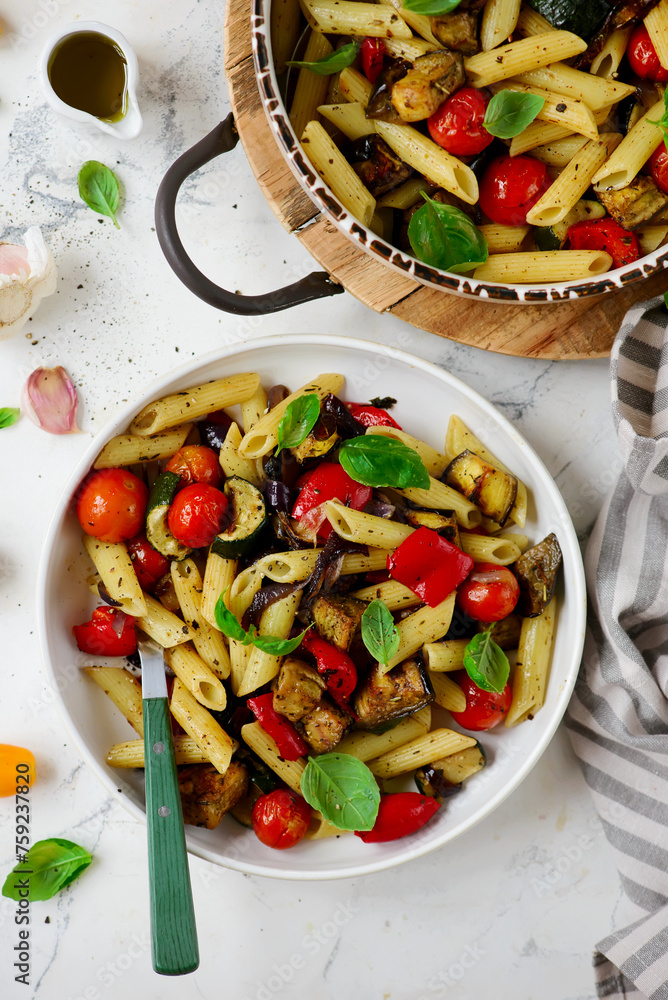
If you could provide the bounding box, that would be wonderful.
[223,0,668,359]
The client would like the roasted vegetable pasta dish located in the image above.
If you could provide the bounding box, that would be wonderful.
[72,371,562,847]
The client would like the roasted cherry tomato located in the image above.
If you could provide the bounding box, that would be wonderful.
[76,468,148,543]
[355,792,440,843]
[649,143,668,194]
[361,37,385,84]
[167,483,229,548]
[127,533,170,591]
[479,155,551,226]
[627,24,668,81]
[0,745,36,797]
[251,788,312,849]
[567,218,640,269]
[449,673,512,731]
[165,445,221,487]
[456,562,520,621]
[73,606,138,657]
[346,402,401,428]
[427,87,493,157]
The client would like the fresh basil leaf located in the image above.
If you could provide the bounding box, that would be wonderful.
[463,628,510,694]
[215,594,250,643]
[287,42,359,76]
[249,625,312,655]
[2,838,92,902]
[339,435,430,488]
[648,88,668,151]
[215,591,311,653]
[361,599,400,667]
[369,396,397,409]
[483,90,545,139]
[78,160,121,229]
[408,196,488,275]
[276,393,321,453]
[300,753,380,831]
[0,407,19,429]
[402,0,462,14]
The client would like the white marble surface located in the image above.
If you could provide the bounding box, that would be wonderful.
[0,2,647,998]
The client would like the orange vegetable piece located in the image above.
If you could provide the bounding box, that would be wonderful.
[0,745,36,796]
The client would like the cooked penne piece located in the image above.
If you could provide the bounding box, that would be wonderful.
[429,672,467,713]
[592,100,665,190]
[350,579,422,610]
[323,500,414,548]
[423,640,468,672]
[302,120,377,225]
[254,549,323,583]
[229,639,250,697]
[219,421,264,486]
[170,679,235,773]
[290,31,333,139]
[590,27,632,79]
[240,384,268,434]
[529,135,589,168]
[513,63,635,110]
[317,102,376,142]
[228,564,263,618]
[239,374,344,458]
[368,728,476,778]
[386,594,456,671]
[377,0,439,45]
[465,32,587,88]
[164,643,227,711]
[340,547,391,574]
[477,224,529,253]
[394,478,482,529]
[491,82,598,140]
[473,250,613,282]
[480,0,521,51]
[377,176,431,210]
[505,599,556,727]
[271,0,302,74]
[84,666,144,736]
[498,531,528,551]
[93,423,192,469]
[137,592,192,648]
[241,722,306,792]
[645,0,668,72]
[106,735,209,768]
[337,708,431,761]
[383,35,439,61]
[365,424,449,477]
[509,105,609,155]
[305,814,342,839]
[201,552,237,629]
[300,0,412,38]
[459,531,523,565]
[526,133,622,226]
[82,535,147,617]
[129,373,260,436]
[338,66,373,105]
[637,224,668,254]
[171,560,231,678]
[237,590,302,696]
[515,7,554,36]
[375,121,479,204]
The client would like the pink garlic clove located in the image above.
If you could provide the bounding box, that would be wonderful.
[22,366,80,435]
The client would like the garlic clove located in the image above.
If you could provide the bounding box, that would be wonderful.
[0,227,57,340]
[22,366,79,435]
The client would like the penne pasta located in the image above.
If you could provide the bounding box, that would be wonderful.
[465,32,587,88]
[350,579,422,610]
[336,708,431,761]
[271,0,302,75]
[84,666,144,736]
[477,224,529,253]
[529,135,589,168]
[129,373,260,436]
[106,735,209,768]
[473,250,613,282]
[394,477,482,529]
[170,678,235,774]
[338,66,373,105]
[237,590,302,696]
[228,638,250,697]
[386,594,456,671]
[590,26,632,79]
[513,62,635,110]
[637,224,668,254]
[383,35,439,61]
[505,599,556,727]
[137,592,192,648]
[241,722,306,793]
[429,672,467,713]
[375,121,479,204]
[239,374,344,458]
[515,7,554,36]
[422,640,468,672]
[164,643,227,711]
[201,552,238,629]
[93,423,192,469]
[82,535,147,617]
[490,82,599,140]
[340,547,391,575]
[377,0,439,45]
[290,30,333,139]
[592,99,666,190]
[368,728,477,778]
[171,560,231,678]
[219,421,264,486]
[365,424,449,477]
[480,0,521,51]
[317,102,376,142]
[377,176,431,210]
[459,531,523,565]
[300,0,412,38]
[526,133,622,226]
[644,0,668,73]
[240,384,268,434]
[323,500,414,548]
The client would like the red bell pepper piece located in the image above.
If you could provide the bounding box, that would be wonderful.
[73,606,137,656]
[346,402,401,429]
[127,532,170,592]
[247,693,310,761]
[301,630,357,705]
[387,526,474,607]
[355,792,440,843]
[567,218,640,269]
[291,462,372,540]
[360,37,385,84]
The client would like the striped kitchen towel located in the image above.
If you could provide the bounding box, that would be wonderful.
[567,292,668,1000]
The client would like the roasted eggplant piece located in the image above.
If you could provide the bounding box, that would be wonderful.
[596,175,668,230]
[349,134,412,197]
[514,532,562,617]
[311,593,368,651]
[477,613,522,650]
[366,59,410,123]
[273,656,327,721]
[391,51,465,122]
[443,449,518,526]
[178,761,249,829]
[431,11,479,54]
[573,0,661,69]
[416,743,487,796]
[355,657,434,729]
[404,507,460,547]
[290,414,339,463]
[297,698,352,754]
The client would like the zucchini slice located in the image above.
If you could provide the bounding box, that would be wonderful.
[526,0,608,40]
[211,476,267,559]
[443,449,518,526]
[145,471,191,559]
[534,199,605,252]
[415,742,486,796]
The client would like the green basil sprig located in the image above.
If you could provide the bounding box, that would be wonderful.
[300,752,381,831]
[402,0,462,14]
[287,42,359,76]
[214,592,311,655]
[78,160,121,228]
[0,407,20,429]
[361,599,400,668]
[483,90,545,139]
[648,88,668,151]
[463,627,510,694]
[408,197,488,275]
[276,393,321,453]
[2,839,92,902]
[339,434,430,488]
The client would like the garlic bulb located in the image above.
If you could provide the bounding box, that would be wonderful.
[0,227,57,340]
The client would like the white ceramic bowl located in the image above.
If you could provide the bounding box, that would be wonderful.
[37,335,586,880]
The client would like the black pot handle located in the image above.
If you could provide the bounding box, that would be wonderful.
[154,113,344,315]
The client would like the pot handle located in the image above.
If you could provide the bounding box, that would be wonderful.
[154,114,344,315]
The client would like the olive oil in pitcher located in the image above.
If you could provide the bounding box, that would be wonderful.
[48,31,127,122]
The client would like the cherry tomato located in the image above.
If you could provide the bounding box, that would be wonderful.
[627,24,668,81]
[251,788,311,849]
[361,37,385,84]
[77,468,148,543]
[479,155,551,226]
[649,143,668,194]
[567,218,640,269]
[165,445,221,487]
[167,483,228,548]
[127,533,170,591]
[427,87,494,157]
[0,745,36,797]
[449,673,512,731]
[456,562,519,621]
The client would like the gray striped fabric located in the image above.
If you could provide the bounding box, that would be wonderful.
[567,292,668,1000]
